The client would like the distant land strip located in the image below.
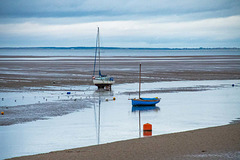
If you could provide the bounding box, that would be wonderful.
[0,47,239,50]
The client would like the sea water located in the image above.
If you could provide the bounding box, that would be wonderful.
[0,48,240,56]
[0,80,240,159]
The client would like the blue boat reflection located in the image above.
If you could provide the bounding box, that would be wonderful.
[132,106,160,112]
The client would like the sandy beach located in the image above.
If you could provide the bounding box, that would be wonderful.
[8,123,240,160]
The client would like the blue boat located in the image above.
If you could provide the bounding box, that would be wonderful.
[132,98,161,106]
[131,63,161,106]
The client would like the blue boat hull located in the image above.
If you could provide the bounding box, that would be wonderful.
[132,98,160,106]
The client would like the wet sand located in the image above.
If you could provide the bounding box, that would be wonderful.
[9,123,240,160]
[0,99,93,126]
[1,55,240,89]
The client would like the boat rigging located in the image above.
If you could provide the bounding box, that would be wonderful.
[92,27,115,91]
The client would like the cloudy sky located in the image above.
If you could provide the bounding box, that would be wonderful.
[0,0,240,48]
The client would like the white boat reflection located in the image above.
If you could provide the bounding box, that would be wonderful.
[93,90,114,144]
[93,94,101,144]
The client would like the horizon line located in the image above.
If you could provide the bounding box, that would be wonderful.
[0,46,239,50]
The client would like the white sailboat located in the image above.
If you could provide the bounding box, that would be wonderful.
[92,27,115,90]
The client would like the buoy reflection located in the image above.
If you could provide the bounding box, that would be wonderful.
[132,106,160,138]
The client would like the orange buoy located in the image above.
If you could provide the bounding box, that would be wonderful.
[1,111,4,115]
[113,97,116,100]
[143,123,152,136]
[143,123,152,131]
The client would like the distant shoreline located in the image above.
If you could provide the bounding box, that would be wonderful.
[0,46,240,50]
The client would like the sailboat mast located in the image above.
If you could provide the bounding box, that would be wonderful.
[97,27,101,75]
[93,28,98,77]
[139,63,141,99]
[139,63,141,138]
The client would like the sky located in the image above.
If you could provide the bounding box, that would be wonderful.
[0,0,240,48]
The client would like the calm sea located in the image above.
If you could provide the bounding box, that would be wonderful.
[0,48,240,56]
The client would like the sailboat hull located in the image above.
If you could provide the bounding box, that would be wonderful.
[132,98,160,106]
[93,79,115,85]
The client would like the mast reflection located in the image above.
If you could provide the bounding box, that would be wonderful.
[132,106,160,138]
[94,93,101,144]
[93,91,113,144]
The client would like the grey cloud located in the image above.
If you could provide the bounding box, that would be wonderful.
[0,0,239,19]
[0,0,240,48]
